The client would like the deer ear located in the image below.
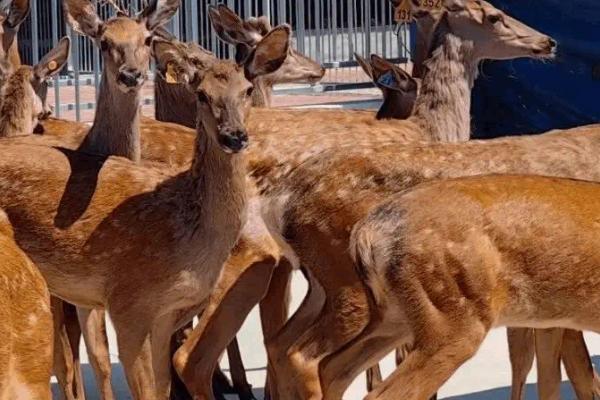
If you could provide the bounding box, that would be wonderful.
[63,0,103,39]
[33,37,70,80]
[139,0,181,32]
[209,4,256,45]
[244,24,290,81]
[1,0,29,29]
[153,40,193,85]
[354,53,373,80]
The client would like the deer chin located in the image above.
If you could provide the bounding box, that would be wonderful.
[116,81,143,94]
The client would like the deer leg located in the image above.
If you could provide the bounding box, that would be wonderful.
[169,322,193,400]
[77,307,115,400]
[265,268,326,400]
[561,330,595,400]
[535,328,564,400]
[259,260,293,400]
[320,320,401,400]
[226,338,257,400]
[365,364,383,392]
[151,313,180,400]
[276,282,370,400]
[507,328,535,400]
[112,314,155,400]
[211,365,234,399]
[174,257,276,400]
[52,297,85,400]
[366,326,487,400]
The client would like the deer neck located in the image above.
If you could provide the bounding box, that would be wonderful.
[154,74,198,129]
[251,77,273,108]
[79,69,141,162]
[178,122,248,262]
[409,33,476,143]
[6,37,20,68]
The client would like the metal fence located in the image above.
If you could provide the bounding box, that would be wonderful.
[17,0,410,121]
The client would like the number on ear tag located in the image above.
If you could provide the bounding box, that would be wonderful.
[394,0,412,22]
[165,63,178,84]
[420,0,443,10]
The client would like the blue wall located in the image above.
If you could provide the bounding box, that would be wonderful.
[470,0,600,138]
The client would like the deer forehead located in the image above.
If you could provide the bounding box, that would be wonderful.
[103,18,149,45]
[202,63,249,92]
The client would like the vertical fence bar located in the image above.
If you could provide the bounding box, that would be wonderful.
[51,0,61,117]
[30,0,39,63]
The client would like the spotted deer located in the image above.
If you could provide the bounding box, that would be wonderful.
[354,52,419,120]
[169,2,559,399]
[350,173,600,400]
[0,23,290,400]
[0,211,53,400]
[0,37,69,137]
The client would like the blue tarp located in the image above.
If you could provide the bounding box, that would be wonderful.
[469,1,600,138]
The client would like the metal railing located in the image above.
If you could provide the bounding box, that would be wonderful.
[17,0,410,121]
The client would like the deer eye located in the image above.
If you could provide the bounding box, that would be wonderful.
[487,14,502,24]
[144,36,152,47]
[245,87,254,97]
[197,91,209,103]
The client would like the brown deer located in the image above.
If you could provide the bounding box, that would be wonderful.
[0,23,290,400]
[0,37,70,137]
[354,53,419,120]
[170,2,558,399]
[152,3,325,129]
[349,173,600,400]
[0,211,53,400]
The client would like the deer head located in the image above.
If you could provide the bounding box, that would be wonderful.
[0,0,29,67]
[355,53,419,120]
[63,0,180,92]
[208,4,325,86]
[411,0,556,61]
[0,37,70,137]
[153,25,291,153]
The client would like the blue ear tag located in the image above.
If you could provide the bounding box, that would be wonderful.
[377,71,397,88]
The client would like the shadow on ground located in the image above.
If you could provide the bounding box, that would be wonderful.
[443,354,600,400]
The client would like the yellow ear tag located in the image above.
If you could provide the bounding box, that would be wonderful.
[165,63,178,84]
[48,61,58,71]
[394,0,412,23]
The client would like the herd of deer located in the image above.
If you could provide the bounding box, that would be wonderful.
[0,0,598,399]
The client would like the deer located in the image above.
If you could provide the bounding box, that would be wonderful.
[169,2,560,399]
[258,120,600,400]
[153,4,325,130]
[0,20,290,400]
[0,210,53,400]
[349,172,600,400]
[0,37,70,137]
[354,53,419,120]
[2,0,185,399]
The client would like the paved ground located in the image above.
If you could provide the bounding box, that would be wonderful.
[48,90,600,399]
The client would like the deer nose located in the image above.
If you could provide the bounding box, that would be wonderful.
[118,69,143,88]
[548,38,557,50]
[218,129,249,153]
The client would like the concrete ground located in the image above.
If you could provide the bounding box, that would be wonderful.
[51,269,600,400]
[49,90,600,399]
